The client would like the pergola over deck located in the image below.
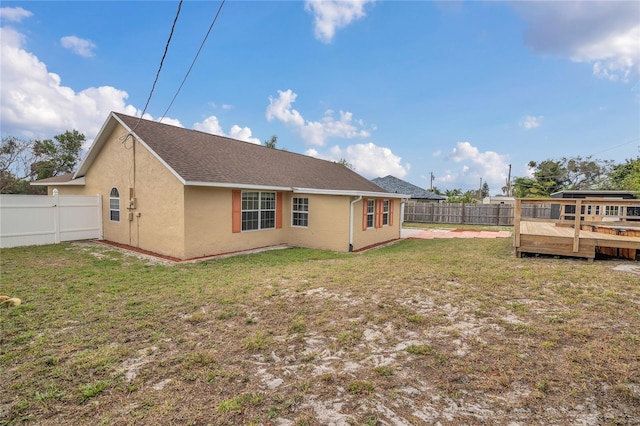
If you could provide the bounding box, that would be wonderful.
[514,198,640,261]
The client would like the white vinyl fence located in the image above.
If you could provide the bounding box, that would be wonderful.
[0,190,102,248]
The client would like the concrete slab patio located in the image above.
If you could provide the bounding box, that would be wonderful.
[401,228,512,240]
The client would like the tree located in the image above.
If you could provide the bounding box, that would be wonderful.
[563,156,613,189]
[264,135,278,149]
[480,181,490,199]
[0,130,84,194]
[1,136,34,193]
[445,188,477,203]
[31,130,84,181]
[514,156,614,198]
[337,158,354,170]
[606,158,640,192]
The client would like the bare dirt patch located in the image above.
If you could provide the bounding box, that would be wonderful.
[2,238,639,425]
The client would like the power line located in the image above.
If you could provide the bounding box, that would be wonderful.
[131,0,184,133]
[588,136,640,157]
[160,0,227,122]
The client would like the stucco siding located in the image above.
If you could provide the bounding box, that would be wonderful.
[183,187,287,259]
[49,125,187,258]
[352,198,401,251]
[286,193,351,252]
[130,136,186,258]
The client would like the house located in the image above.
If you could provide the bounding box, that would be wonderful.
[482,196,515,205]
[32,112,406,260]
[550,190,640,222]
[371,175,445,202]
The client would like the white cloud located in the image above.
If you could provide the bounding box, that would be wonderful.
[305,142,409,179]
[514,1,640,82]
[441,141,509,192]
[0,25,140,142]
[304,0,374,43]
[157,116,183,128]
[519,115,543,130]
[0,7,32,22]
[60,35,96,58]
[193,115,260,144]
[266,89,370,146]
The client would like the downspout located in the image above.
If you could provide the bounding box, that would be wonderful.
[349,195,362,252]
[400,198,406,237]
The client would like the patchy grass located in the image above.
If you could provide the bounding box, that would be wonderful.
[1,238,639,425]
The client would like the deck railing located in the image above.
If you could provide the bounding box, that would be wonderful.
[514,197,640,255]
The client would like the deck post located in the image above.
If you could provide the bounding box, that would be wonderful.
[573,199,581,252]
[514,198,521,249]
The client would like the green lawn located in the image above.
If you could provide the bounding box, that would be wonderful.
[1,239,638,425]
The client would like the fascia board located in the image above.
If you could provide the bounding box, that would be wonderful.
[30,177,86,186]
[184,181,292,191]
[292,187,409,198]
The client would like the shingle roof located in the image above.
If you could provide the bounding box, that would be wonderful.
[33,173,75,184]
[76,112,389,194]
[371,175,445,200]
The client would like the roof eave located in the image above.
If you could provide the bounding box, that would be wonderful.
[184,181,292,191]
[30,177,86,186]
[293,187,409,198]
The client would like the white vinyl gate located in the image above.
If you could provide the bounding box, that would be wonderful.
[0,190,102,248]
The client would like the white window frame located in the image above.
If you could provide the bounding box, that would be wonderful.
[366,199,375,228]
[109,187,120,222]
[292,197,309,227]
[382,200,390,226]
[605,205,620,217]
[241,191,276,231]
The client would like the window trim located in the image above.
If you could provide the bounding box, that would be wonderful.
[363,198,394,230]
[241,191,276,231]
[292,197,309,228]
[109,187,120,222]
[367,199,375,228]
[382,199,390,226]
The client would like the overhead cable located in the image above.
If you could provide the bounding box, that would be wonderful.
[131,0,184,133]
[160,0,227,121]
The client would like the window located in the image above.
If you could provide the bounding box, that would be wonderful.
[241,191,276,231]
[367,199,375,228]
[109,187,120,222]
[363,198,394,230]
[382,200,390,226]
[292,197,309,227]
[605,205,620,217]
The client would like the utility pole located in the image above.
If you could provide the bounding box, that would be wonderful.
[506,164,512,197]
[430,171,434,191]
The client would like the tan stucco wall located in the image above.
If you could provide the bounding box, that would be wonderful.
[183,187,289,259]
[183,190,398,256]
[352,198,401,251]
[50,126,187,258]
[285,193,351,252]
[48,122,401,259]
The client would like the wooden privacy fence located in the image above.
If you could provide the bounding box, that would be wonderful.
[0,191,102,248]
[404,201,551,226]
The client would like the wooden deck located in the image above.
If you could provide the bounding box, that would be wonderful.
[514,198,640,261]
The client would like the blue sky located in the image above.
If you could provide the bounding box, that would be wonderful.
[1,1,639,194]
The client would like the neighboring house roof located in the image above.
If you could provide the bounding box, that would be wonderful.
[551,190,638,199]
[32,173,85,185]
[37,112,400,197]
[371,175,445,200]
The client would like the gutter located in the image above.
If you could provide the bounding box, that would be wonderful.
[349,195,362,252]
